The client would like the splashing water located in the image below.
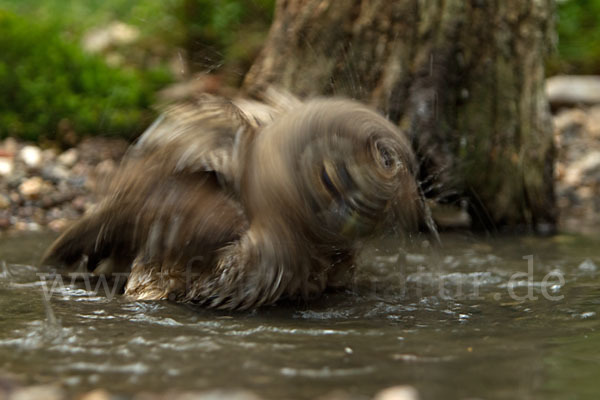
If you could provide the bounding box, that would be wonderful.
[1,231,600,399]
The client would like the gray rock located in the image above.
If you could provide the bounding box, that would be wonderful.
[547,75,600,106]
[41,165,71,183]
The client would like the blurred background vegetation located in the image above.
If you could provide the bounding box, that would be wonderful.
[0,0,596,144]
[549,0,600,75]
[0,0,274,144]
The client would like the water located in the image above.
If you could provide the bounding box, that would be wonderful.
[0,232,599,399]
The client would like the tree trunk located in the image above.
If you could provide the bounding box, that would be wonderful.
[243,0,556,233]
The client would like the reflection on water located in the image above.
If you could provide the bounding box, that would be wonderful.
[0,231,599,399]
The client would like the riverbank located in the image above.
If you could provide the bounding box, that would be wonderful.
[0,137,127,232]
[554,105,600,234]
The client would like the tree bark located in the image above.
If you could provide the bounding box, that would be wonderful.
[243,0,556,233]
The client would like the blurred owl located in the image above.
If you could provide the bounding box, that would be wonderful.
[43,89,423,309]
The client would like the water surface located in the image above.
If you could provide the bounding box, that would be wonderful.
[0,232,599,399]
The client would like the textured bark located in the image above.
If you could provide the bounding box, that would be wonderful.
[243,0,556,232]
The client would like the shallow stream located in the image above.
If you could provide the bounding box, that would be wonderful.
[0,232,599,399]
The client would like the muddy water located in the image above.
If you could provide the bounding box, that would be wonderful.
[0,232,599,399]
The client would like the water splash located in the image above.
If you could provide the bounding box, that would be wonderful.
[0,260,12,279]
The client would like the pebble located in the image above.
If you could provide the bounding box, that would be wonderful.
[79,389,112,400]
[547,75,600,106]
[9,385,65,400]
[48,218,69,232]
[0,194,9,209]
[42,148,57,162]
[71,196,89,213]
[57,148,78,167]
[19,145,43,169]
[131,390,262,400]
[373,386,420,400]
[3,137,18,154]
[0,156,13,176]
[42,164,71,182]
[9,192,21,204]
[95,159,116,177]
[18,177,52,200]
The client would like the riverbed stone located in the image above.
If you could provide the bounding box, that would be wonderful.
[18,146,43,169]
[0,215,10,229]
[547,75,600,106]
[132,390,263,400]
[57,148,78,168]
[0,156,13,177]
[95,159,116,177]
[0,195,9,210]
[8,192,20,204]
[41,164,71,183]
[8,385,65,400]
[42,148,57,162]
[79,389,112,400]
[2,138,18,155]
[47,218,69,232]
[18,177,52,200]
[373,386,420,400]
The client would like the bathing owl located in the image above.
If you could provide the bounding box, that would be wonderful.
[43,91,422,309]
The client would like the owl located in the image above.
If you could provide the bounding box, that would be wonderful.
[43,89,422,309]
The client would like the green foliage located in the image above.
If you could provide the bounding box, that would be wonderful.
[0,0,276,76]
[0,11,171,142]
[0,0,275,142]
[174,0,275,79]
[0,0,176,37]
[552,0,600,74]
[175,0,273,46]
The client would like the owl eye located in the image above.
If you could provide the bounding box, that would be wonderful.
[377,142,395,168]
[372,138,402,173]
